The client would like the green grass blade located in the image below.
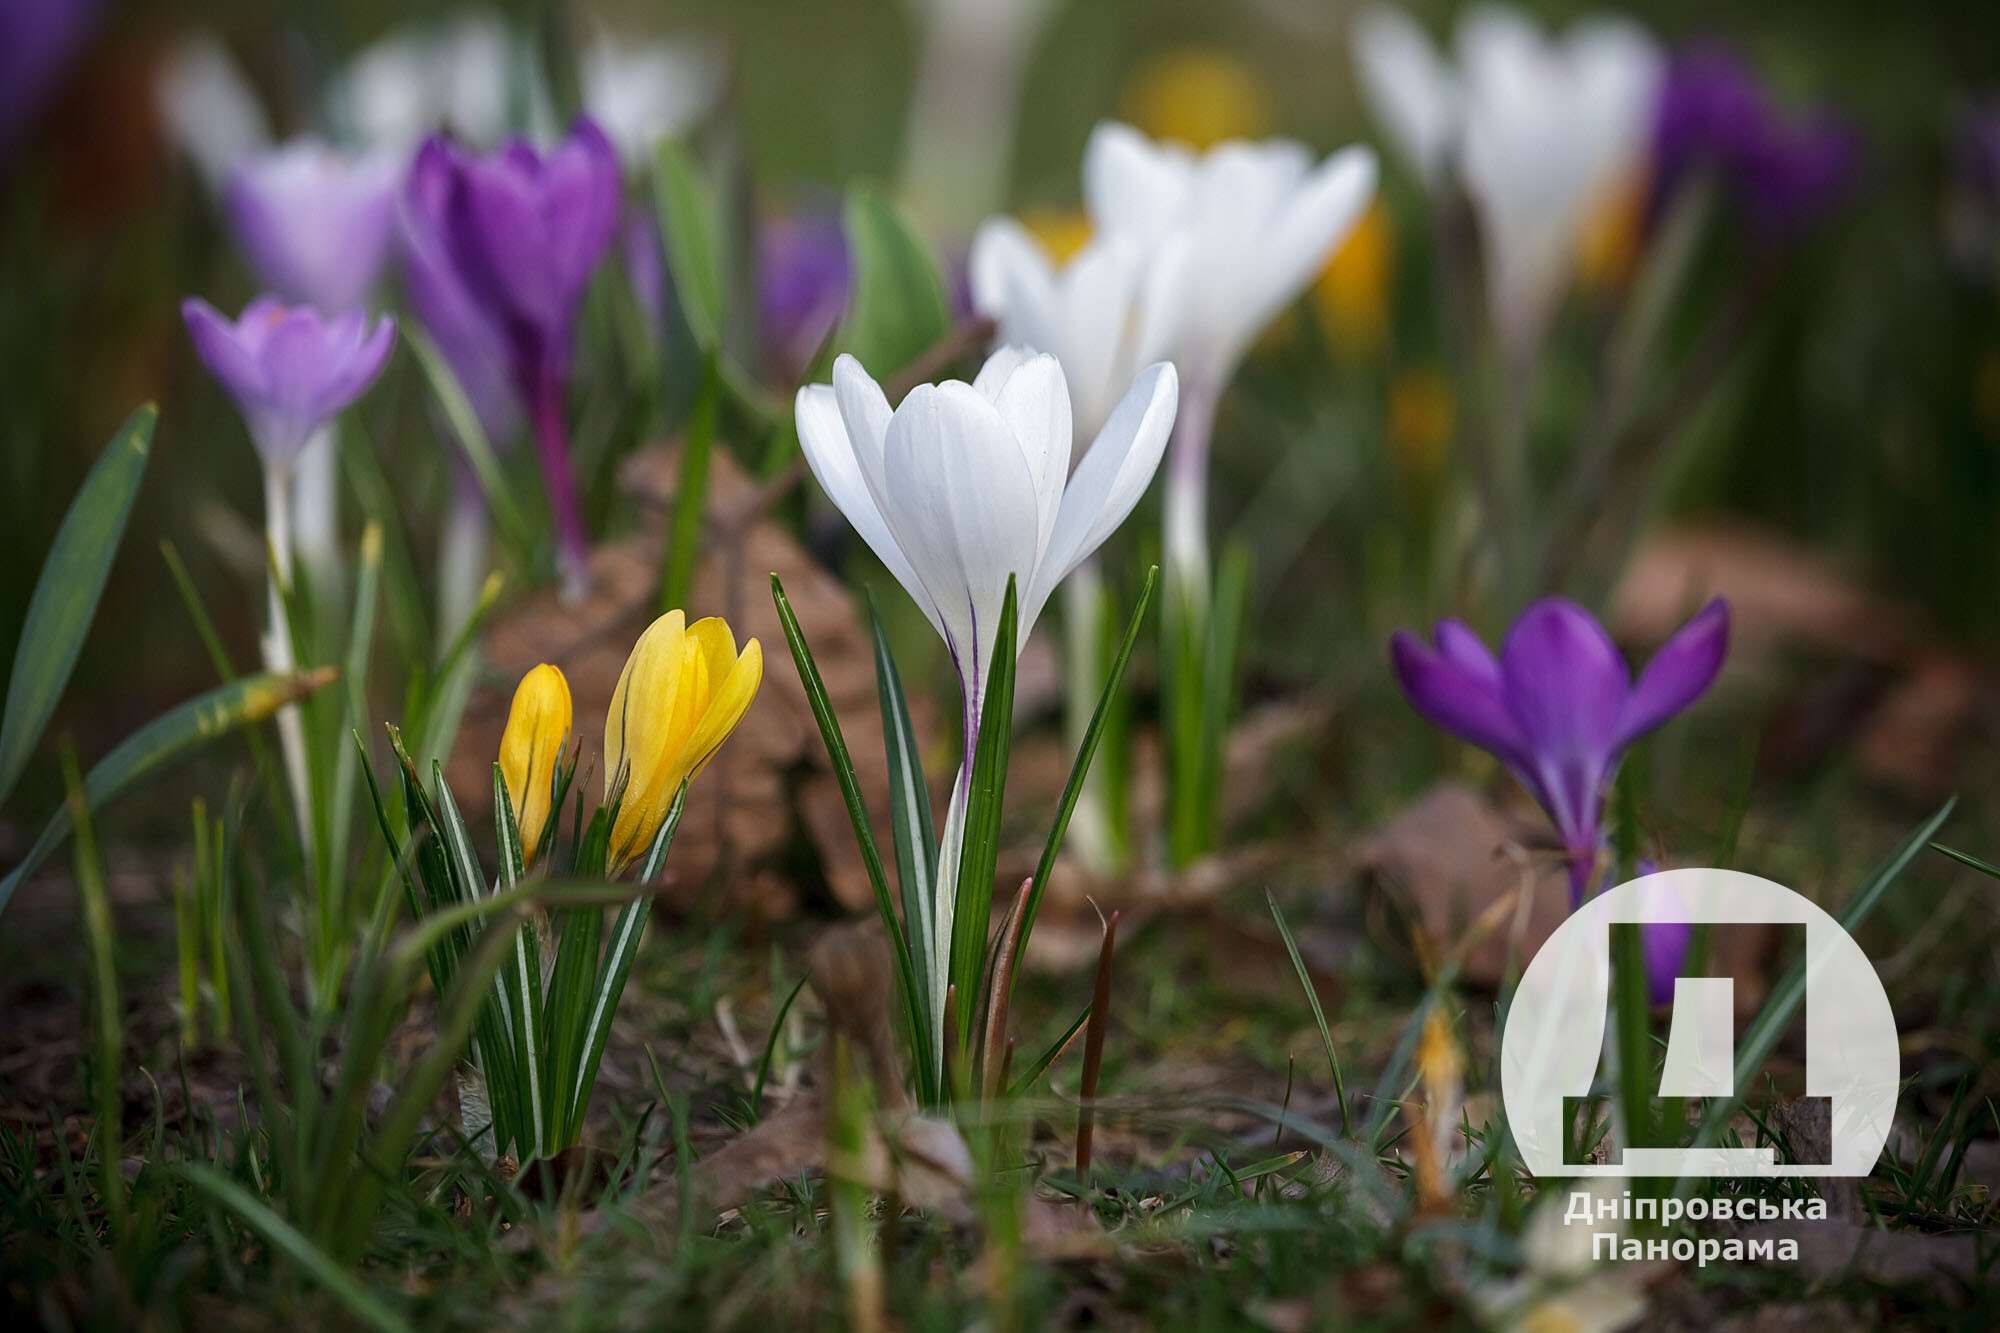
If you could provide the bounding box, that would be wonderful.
[492,766,546,1160]
[405,328,531,549]
[1008,1001,1091,1098]
[770,573,930,1102]
[1013,566,1156,985]
[869,592,937,1043]
[660,350,718,613]
[1266,891,1350,1136]
[748,973,810,1122]
[654,140,726,350]
[1,404,155,810]
[64,748,127,1248]
[1930,842,2000,879]
[0,669,336,916]
[948,577,1017,1054]
[179,1164,411,1333]
[839,183,949,375]
[326,522,383,947]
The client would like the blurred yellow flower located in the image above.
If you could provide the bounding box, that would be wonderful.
[1121,47,1273,149]
[1019,208,1092,265]
[1313,198,1393,359]
[604,611,762,871]
[1575,169,1650,295]
[498,663,571,863]
[1388,367,1456,477]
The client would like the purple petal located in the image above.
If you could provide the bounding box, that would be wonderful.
[1497,599,1630,854]
[1389,626,1527,763]
[1643,916,1693,1008]
[224,140,399,313]
[182,297,267,407]
[1614,597,1729,749]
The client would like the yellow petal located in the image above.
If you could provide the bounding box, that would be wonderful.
[606,612,688,867]
[498,664,570,863]
[679,637,762,786]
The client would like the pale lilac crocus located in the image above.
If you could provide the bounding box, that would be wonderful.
[182,295,395,835]
[1389,596,1729,905]
[405,119,621,597]
[226,140,401,314]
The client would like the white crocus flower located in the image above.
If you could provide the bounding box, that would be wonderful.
[796,348,1177,1059]
[582,33,726,167]
[155,34,272,192]
[1353,3,1663,357]
[332,10,551,153]
[1079,121,1377,594]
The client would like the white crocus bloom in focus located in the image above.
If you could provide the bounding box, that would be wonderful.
[1353,3,1663,356]
[795,348,1177,1058]
[1079,122,1377,592]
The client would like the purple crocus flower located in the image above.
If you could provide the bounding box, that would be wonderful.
[1652,46,1858,235]
[1390,597,1730,905]
[404,119,621,594]
[182,296,396,473]
[226,139,401,315]
[757,212,850,377]
[402,143,522,448]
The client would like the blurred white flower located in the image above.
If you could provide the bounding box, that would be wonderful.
[1079,121,1377,587]
[155,34,271,191]
[1470,1185,1648,1332]
[582,33,725,165]
[333,10,550,152]
[968,225,1185,443]
[1353,3,1663,354]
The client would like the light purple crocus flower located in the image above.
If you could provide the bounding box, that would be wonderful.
[1652,46,1858,235]
[1390,597,1730,905]
[757,212,851,378]
[226,139,401,314]
[182,296,396,474]
[404,118,621,595]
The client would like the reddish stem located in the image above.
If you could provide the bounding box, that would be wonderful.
[529,366,591,598]
[1075,910,1120,1182]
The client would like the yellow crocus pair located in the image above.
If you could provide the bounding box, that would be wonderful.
[497,611,763,872]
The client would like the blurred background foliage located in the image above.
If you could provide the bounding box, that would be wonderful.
[5,0,2000,805]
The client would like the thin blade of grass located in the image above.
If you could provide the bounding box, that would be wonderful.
[869,591,937,1042]
[1267,891,1350,1136]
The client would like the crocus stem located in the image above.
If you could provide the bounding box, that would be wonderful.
[290,423,341,601]
[260,467,314,860]
[436,471,490,654]
[1162,376,1217,619]
[1061,565,1119,875]
[529,366,591,602]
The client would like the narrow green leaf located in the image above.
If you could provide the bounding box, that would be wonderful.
[0,669,337,916]
[869,592,937,1042]
[748,973,810,1122]
[405,329,531,549]
[1014,566,1156,983]
[179,1165,412,1333]
[492,767,546,1160]
[1267,890,1350,1136]
[1,403,155,810]
[948,576,1017,1053]
[1931,841,2000,880]
[654,140,726,350]
[64,748,126,1247]
[1008,1001,1091,1098]
[840,184,949,375]
[660,350,719,613]
[770,573,931,1102]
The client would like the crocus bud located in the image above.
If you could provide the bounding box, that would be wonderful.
[181,295,396,474]
[498,663,571,862]
[603,612,762,872]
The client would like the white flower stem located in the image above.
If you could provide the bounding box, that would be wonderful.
[436,475,491,656]
[1061,563,1119,874]
[261,466,314,858]
[290,424,341,602]
[1162,376,1217,620]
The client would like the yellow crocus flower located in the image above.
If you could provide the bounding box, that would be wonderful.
[604,611,763,871]
[1313,198,1394,360]
[498,663,571,863]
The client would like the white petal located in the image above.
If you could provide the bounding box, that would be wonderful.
[1231,145,1379,358]
[1351,6,1460,185]
[971,344,1035,400]
[986,352,1072,562]
[968,217,1051,321]
[879,383,1043,695]
[1083,121,1194,246]
[794,383,940,637]
[1046,241,1137,438]
[832,353,896,512]
[1026,362,1177,630]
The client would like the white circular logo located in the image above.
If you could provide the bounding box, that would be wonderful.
[1501,868,1898,1177]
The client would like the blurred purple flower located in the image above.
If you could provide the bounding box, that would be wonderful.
[0,0,100,160]
[622,206,669,342]
[757,213,850,375]
[404,119,620,592]
[182,295,395,472]
[402,143,521,447]
[226,140,401,314]
[1390,597,1730,905]
[1958,100,2000,200]
[1653,46,1858,234]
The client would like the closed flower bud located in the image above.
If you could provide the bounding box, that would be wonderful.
[604,612,762,872]
[498,663,571,862]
